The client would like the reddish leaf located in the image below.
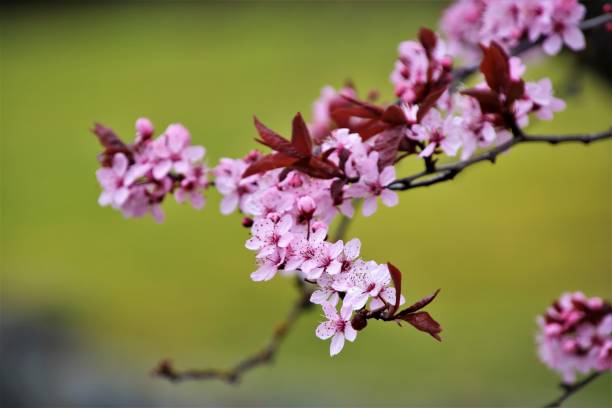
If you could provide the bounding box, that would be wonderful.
[480,42,509,93]
[387,262,402,310]
[373,129,402,168]
[461,88,502,114]
[506,79,525,105]
[330,178,346,206]
[291,112,313,157]
[399,311,442,341]
[359,120,392,141]
[381,105,408,125]
[253,116,303,158]
[418,27,437,57]
[395,289,441,317]
[417,84,448,122]
[339,94,385,116]
[242,153,298,178]
[92,123,132,166]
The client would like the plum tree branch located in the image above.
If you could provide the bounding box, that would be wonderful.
[153,215,357,384]
[387,128,612,192]
[543,372,605,408]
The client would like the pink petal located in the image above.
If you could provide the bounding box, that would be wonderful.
[379,166,396,186]
[542,35,562,55]
[419,142,436,158]
[322,303,339,320]
[326,260,341,276]
[361,196,378,217]
[112,153,128,176]
[277,214,293,235]
[151,204,165,223]
[114,187,130,206]
[153,160,172,180]
[250,264,277,282]
[220,194,239,215]
[316,321,336,340]
[344,325,357,342]
[563,27,585,51]
[310,289,330,305]
[189,191,205,209]
[173,161,190,175]
[183,145,205,162]
[98,191,112,206]
[278,233,294,248]
[380,189,398,207]
[330,333,345,356]
[329,241,343,258]
[344,239,361,260]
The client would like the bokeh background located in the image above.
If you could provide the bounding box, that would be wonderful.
[1,1,610,407]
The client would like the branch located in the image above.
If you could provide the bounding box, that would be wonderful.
[452,13,612,84]
[153,280,313,384]
[543,372,605,408]
[387,128,612,191]
[153,215,357,384]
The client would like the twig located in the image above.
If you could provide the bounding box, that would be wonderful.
[543,372,605,408]
[451,13,612,85]
[153,215,357,384]
[387,128,612,191]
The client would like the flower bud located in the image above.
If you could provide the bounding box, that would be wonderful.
[135,117,154,140]
[351,312,368,331]
[242,217,254,228]
[298,196,316,215]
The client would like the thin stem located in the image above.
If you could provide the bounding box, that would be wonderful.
[543,372,604,408]
[388,128,611,192]
[153,207,357,384]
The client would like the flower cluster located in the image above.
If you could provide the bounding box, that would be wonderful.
[536,292,612,383]
[441,0,587,62]
[94,118,209,222]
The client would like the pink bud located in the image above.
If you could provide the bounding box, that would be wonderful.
[135,117,154,139]
[298,196,316,215]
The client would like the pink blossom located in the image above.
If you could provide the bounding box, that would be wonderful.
[174,164,208,209]
[409,109,463,158]
[343,262,391,310]
[316,303,357,356]
[135,117,154,143]
[214,157,258,215]
[525,78,566,120]
[96,153,133,207]
[542,0,586,55]
[301,240,343,280]
[151,124,205,180]
[345,152,399,217]
[245,214,294,255]
[536,292,612,382]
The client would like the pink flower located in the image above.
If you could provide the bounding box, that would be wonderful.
[345,152,399,217]
[151,124,205,180]
[536,292,612,383]
[542,0,586,55]
[174,164,208,210]
[310,273,340,306]
[135,117,154,143]
[284,226,327,272]
[409,109,463,158]
[245,214,294,255]
[525,78,566,120]
[96,153,133,207]
[214,157,257,215]
[343,262,391,310]
[251,248,286,282]
[301,240,344,280]
[316,303,357,356]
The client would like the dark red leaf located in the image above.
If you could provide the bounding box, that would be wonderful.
[291,112,313,157]
[396,289,441,317]
[417,84,448,122]
[387,262,402,310]
[399,311,442,341]
[330,178,346,206]
[419,27,437,57]
[339,94,384,116]
[92,123,133,166]
[358,120,392,141]
[242,153,298,178]
[253,116,303,158]
[373,129,402,169]
[479,42,510,93]
[381,105,408,125]
[506,79,525,105]
[461,88,502,114]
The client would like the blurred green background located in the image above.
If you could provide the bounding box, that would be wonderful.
[1,1,610,407]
